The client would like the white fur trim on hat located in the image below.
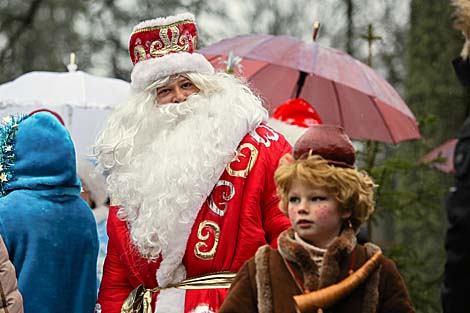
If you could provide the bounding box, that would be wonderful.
[132,13,195,33]
[130,52,214,91]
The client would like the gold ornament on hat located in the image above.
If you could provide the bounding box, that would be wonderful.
[128,13,214,90]
[133,39,147,63]
[130,17,196,64]
[150,25,190,57]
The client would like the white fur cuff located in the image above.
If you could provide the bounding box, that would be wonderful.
[131,53,214,91]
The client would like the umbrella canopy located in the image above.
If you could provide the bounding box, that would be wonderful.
[0,71,129,109]
[200,34,421,144]
[419,138,457,174]
[0,70,130,157]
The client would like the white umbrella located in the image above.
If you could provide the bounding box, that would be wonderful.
[0,71,129,109]
[0,70,130,157]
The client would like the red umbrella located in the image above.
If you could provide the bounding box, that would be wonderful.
[200,34,421,144]
[419,138,458,174]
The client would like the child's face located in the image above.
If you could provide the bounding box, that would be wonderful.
[287,180,351,249]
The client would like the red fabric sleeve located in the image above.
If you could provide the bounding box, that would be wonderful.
[261,134,292,248]
[97,206,134,312]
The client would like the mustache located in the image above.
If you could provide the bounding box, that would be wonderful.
[156,94,203,120]
[135,94,210,145]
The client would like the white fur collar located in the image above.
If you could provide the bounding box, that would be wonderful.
[93,205,108,224]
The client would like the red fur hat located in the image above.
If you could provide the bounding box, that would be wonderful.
[129,12,214,90]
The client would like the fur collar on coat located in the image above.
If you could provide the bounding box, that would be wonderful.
[255,228,382,313]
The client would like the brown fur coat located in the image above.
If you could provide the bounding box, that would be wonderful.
[0,236,23,313]
[219,228,415,313]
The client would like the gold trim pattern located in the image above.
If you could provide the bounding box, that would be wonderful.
[160,25,178,47]
[149,40,164,56]
[179,33,190,49]
[194,220,220,260]
[133,45,147,62]
[121,271,236,313]
[226,143,258,178]
[148,25,190,57]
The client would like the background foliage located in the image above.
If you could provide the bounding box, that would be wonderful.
[1,1,465,311]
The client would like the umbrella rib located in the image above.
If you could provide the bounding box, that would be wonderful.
[331,81,344,127]
[369,96,396,144]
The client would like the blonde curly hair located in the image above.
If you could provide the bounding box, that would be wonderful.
[274,154,376,232]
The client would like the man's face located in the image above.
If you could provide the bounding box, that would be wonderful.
[155,75,200,105]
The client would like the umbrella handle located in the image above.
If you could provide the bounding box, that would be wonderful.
[295,71,308,98]
[312,22,320,41]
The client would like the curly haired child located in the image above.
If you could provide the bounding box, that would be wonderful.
[219,124,415,313]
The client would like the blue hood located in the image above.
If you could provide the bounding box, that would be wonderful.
[1,112,80,195]
[0,111,98,312]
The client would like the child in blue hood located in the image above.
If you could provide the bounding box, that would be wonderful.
[0,110,98,313]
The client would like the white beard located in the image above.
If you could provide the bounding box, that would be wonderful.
[106,76,267,287]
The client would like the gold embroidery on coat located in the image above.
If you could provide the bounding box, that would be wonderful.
[226,143,258,178]
[194,220,220,260]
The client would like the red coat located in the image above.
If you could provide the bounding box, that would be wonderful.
[97,125,292,312]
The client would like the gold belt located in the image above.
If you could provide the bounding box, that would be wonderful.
[121,271,236,313]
